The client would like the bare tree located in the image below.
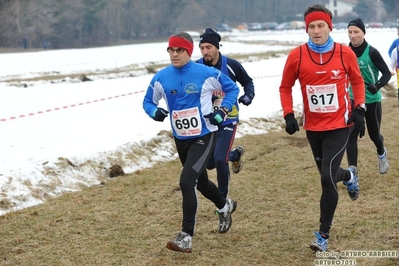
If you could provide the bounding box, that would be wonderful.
[0,0,394,49]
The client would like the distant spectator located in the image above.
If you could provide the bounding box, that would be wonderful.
[22,36,28,49]
[42,40,48,49]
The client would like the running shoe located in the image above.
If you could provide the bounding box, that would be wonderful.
[310,231,328,252]
[166,231,192,253]
[344,166,359,201]
[378,149,389,174]
[215,198,237,233]
[231,146,245,174]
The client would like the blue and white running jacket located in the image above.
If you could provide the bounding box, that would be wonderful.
[143,60,239,140]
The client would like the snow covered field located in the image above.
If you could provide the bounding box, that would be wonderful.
[0,27,396,215]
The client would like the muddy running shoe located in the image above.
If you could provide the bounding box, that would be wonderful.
[215,198,237,233]
[231,146,245,174]
[166,231,192,253]
[378,149,389,174]
[344,166,359,201]
[310,231,328,252]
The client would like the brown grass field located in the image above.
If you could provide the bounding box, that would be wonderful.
[0,88,398,265]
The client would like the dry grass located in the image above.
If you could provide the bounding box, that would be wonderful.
[0,92,398,266]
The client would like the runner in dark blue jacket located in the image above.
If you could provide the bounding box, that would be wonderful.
[143,32,239,253]
[197,28,255,199]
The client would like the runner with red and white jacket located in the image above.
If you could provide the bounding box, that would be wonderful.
[279,4,365,252]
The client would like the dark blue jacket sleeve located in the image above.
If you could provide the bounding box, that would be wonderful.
[226,57,255,99]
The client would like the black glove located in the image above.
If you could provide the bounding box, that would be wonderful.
[203,109,226,126]
[284,113,299,135]
[347,108,365,138]
[367,84,379,94]
[152,108,169,122]
[238,94,253,106]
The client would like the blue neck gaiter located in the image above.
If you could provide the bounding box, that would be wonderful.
[307,36,334,53]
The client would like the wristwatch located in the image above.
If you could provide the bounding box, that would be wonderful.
[357,103,367,111]
[220,106,229,114]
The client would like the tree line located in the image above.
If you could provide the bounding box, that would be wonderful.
[0,0,397,49]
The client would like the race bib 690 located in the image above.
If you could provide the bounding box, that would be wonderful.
[172,107,202,136]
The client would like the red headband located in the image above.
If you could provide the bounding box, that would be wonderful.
[305,11,333,32]
[168,36,194,56]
